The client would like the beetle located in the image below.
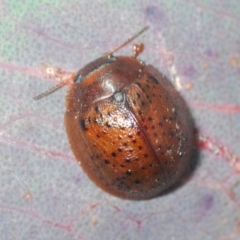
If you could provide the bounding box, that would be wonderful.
[34,27,193,200]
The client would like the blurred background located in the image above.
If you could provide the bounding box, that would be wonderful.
[0,0,240,239]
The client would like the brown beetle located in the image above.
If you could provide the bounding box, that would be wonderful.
[35,27,194,200]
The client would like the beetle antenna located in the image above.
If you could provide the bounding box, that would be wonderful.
[33,79,68,100]
[104,26,149,56]
[33,67,75,100]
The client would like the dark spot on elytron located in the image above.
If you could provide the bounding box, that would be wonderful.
[104,160,110,164]
[96,134,100,138]
[141,166,146,170]
[144,153,148,158]
[144,125,148,130]
[164,161,168,165]
[138,110,142,115]
[136,82,142,87]
[154,172,158,175]
[128,134,133,138]
[169,131,174,137]
[137,93,141,98]
[120,164,125,168]
[95,106,100,112]
[129,148,133,153]
[158,122,163,127]
[112,164,116,167]
[151,125,155,129]
[112,152,117,157]
[132,139,137,143]
[138,146,143,150]
[149,163,154,167]
[125,158,131,163]
[146,84,150,88]
[90,155,94,160]
[148,117,153,121]
[123,142,128,146]
[126,171,132,176]
[135,179,141,184]
[141,101,145,106]
[154,132,158,137]
[163,116,167,120]
[106,121,111,127]
[136,131,141,136]
[148,74,159,84]
[80,119,87,130]
[118,147,123,152]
